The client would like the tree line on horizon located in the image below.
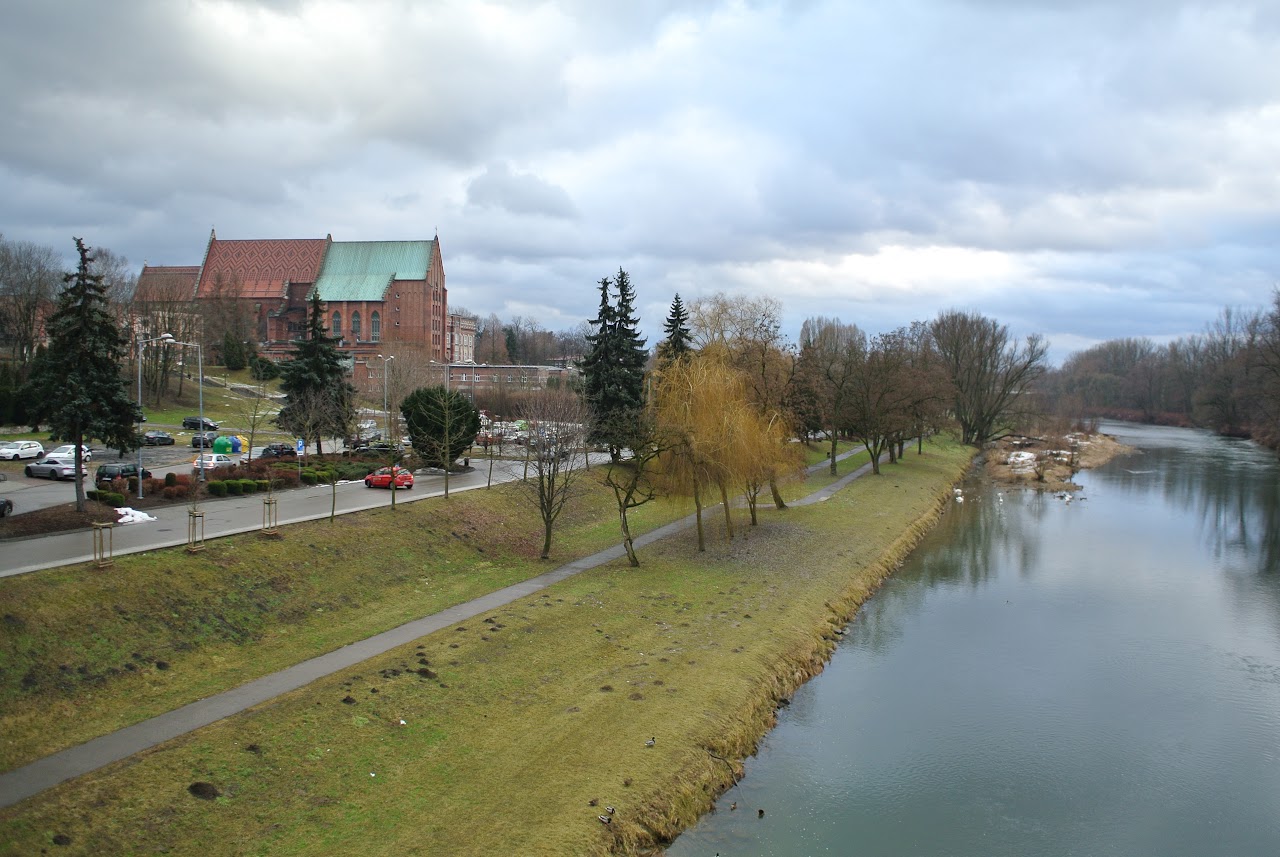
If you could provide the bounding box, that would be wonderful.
[1045,296,1280,449]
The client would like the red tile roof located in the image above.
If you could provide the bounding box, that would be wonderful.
[135,266,199,302]
[196,238,329,300]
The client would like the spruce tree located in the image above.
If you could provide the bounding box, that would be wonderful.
[655,292,693,367]
[276,291,356,455]
[23,239,142,510]
[581,269,648,461]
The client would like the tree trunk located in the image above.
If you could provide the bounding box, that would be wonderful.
[541,521,553,560]
[718,480,734,541]
[769,478,787,510]
[829,429,839,475]
[694,481,705,552]
[619,507,639,567]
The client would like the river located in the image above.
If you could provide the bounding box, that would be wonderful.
[667,423,1280,856]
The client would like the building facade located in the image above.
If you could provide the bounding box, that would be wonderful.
[136,231,464,366]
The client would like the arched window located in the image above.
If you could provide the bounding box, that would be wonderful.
[331,311,341,337]
[371,311,381,342]
[351,311,362,341]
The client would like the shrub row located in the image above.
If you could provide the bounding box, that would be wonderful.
[206,479,269,498]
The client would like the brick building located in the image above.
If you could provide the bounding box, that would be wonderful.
[136,231,464,366]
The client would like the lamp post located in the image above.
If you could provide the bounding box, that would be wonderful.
[377,353,394,443]
[165,335,205,483]
[135,333,171,499]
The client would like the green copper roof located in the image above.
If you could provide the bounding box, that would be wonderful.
[313,240,436,302]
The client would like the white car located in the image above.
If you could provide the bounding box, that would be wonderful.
[0,440,44,460]
[191,453,238,476]
[48,444,92,461]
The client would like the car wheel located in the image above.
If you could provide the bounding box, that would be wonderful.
[364,479,372,488]
[23,466,33,477]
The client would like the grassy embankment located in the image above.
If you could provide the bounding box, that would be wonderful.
[0,439,965,855]
[0,441,866,769]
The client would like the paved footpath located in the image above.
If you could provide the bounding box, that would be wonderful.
[0,451,875,809]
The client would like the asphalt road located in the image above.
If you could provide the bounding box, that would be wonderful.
[0,433,351,516]
[0,455,550,577]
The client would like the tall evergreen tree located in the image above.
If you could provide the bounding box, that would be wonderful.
[275,291,356,455]
[581,269,648,461]
[23,239,142,510]
[655,292,693,367]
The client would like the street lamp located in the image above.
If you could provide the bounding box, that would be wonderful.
[377,353,394,442]
[135,333,171,499]
[162,334,205,483]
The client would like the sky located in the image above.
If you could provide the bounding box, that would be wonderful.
[2,0,1279,364]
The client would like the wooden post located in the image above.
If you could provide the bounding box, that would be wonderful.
[186,509,205,552]
[91,521,113,568]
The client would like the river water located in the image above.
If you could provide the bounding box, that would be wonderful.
[667,424,1280,856]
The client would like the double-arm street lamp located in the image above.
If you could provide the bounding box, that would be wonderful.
[161,334,205,483]
[135,333,173,499]
[377,353,395,443]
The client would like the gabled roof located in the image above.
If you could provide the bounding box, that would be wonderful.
[313,240,437,302]
[196,238,329,300]
[135,266,199,302]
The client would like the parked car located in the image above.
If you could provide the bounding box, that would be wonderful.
[95,462,151,484]
[0,441,44,460]
[25,455,86,480]
[262,441,297,458]
[364,465,414,489]
[191,431,219,448]
[182,416,219,431]
[192,453,238,475]
[142,430,175,446]
[356,441,401,456]
[48,444,92,461]
[0,497,11,517]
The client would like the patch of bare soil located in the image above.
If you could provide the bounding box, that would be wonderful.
[0,501,120,539]
[984,431,1133,492]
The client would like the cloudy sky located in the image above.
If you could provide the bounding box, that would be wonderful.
[3,0,1279,363]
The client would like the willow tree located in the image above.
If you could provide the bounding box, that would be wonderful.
[655,355,792,550]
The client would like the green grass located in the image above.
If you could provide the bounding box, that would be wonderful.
[0,438,973,856]
[0,475,686,771]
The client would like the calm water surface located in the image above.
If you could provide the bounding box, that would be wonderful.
[668,424,1280,857]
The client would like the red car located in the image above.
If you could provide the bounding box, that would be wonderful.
[364,466,414,489]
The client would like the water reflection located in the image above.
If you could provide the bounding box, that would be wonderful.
[668,424,1280,857]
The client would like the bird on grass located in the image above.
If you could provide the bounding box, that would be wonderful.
[644,736,656,747]
[605,806,616,815]
[598,815,612,825]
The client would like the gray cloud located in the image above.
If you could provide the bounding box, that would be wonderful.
[2,0,1279,365]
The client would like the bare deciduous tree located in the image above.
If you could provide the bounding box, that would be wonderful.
[516,390,590,559]
[797,317,864,474]
[931,310,1048,445]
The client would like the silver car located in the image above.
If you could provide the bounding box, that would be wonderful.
[25,455,86,480]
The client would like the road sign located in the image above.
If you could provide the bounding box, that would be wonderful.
[296,438,305,455]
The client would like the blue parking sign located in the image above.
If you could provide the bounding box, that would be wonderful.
[296,438,305,455]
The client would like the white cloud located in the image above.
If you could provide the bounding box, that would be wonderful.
[2,0,1280,364]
